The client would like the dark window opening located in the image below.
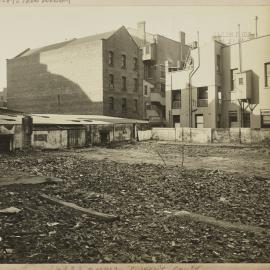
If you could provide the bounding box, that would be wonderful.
[265,62,270,87]
[121,54,126,69]
[173,115,180,127]
[134,99,138,112]
[144,85,148,95]
[229,111,238,127]
[216,54,221,73]
[261,110,270,128]
[243,111,250,127]
[109,74,114,89]
[231,68,238,90]
[122,98,127,113]
[197,87,208,107]
[133,78,138,92]
[109,97,114,111]
[108,51,114,66]
[133,57,138,70]
[172,90,181,109]
[122,76,127,91]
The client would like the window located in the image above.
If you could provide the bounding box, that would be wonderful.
[160,67,165,78]
[172,90,181,109]
[261,110,270,128]
[195,114,204,128]
[144,63,153,79]
[230,68,238,90]
[243,111,250,128]
[239,77,244,85]
[145,102,151,110]
[216,54,221,72]
[133,57,138,70]
[144,85,148,95]
[229,111,238,128]
[134,99,138,112]
[197,87,208,107]
[161,84,165,92]
[121,54,126,69]
[133,78,138,92]
[217,86,222,100]
[173,115,180,128]
[108,51,114,66]
[265,62,270,87]
[122,98,127,113]
[109,74,114,89]
[122,76,127,91]
[108,97,114,111]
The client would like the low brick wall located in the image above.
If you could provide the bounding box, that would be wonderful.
[150,127,270,144]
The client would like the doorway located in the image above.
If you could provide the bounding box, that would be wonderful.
[195,114,204,128]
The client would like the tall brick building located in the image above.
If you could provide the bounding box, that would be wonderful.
[7,26,143,119]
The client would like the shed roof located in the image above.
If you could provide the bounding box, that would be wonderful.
[31,114,148,125]
[0,114,23,125]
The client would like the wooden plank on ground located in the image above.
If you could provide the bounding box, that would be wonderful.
[169,210,269,235]
[40,194,119,222]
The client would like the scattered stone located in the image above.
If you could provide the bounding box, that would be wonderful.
[0,207,21,214]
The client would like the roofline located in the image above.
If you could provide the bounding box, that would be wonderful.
[222,34,270,47]
[113,25,140,49]
[14,48,31,58]
[155,34,181,44]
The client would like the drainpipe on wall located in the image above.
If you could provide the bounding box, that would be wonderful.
[188,31,201,128]
[238,24,243,127]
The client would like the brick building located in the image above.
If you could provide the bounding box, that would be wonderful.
[166,34,270,129]
[128,22,189,126]
[7,26,143,119]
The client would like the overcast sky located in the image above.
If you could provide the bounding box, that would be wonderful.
[0,6,270,90]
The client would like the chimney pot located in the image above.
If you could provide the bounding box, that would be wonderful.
[179,31,186,45]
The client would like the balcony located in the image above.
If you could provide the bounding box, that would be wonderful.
[150,91,165,106]
[142,44,156,61]
[172,100,181,109]
[233,70,253,100]
[197,99,208,107]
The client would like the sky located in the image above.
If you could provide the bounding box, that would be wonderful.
[0,5,270,90]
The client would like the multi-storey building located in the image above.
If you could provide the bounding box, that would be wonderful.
[7,26,143,119]
[128,22,189,126]
[166,34,270,129]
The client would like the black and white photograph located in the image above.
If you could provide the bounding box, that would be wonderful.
[0,1,270,267]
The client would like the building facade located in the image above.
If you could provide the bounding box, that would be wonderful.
[128,22,189,126]
[166,34,270,129]
[7,27,143,119]
[0,88,7,108]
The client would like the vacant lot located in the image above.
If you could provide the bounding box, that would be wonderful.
[0,141,269,263]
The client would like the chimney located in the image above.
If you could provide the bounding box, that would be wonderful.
[137,21,146,43]
[179,31,186,45]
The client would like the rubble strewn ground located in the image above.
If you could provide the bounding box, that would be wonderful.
[0,141,269,263]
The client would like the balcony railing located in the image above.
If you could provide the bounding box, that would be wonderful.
[172,100,181,109]
[197,99,208,107]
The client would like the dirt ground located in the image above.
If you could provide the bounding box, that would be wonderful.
[0,141,269,263]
